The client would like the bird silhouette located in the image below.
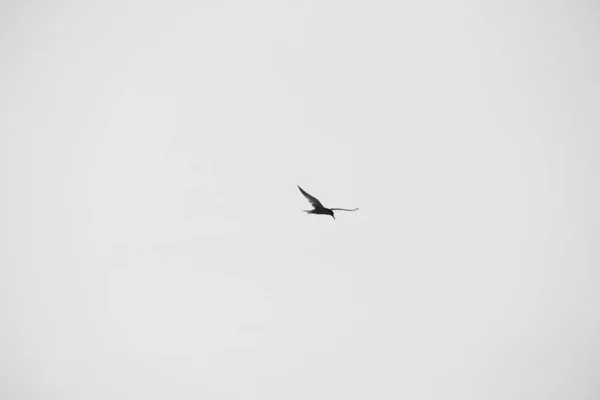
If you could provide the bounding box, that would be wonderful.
[298,185,358,220]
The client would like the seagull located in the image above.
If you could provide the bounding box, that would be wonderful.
[298,185,359,220]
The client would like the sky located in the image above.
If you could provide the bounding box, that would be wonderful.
[1,1,599,399]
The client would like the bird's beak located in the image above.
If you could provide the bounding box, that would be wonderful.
[332,215,335,220]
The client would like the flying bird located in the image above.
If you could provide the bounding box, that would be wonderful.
[298,185,359,219]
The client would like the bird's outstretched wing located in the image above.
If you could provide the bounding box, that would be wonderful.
[330,208,359,212]
[298,185,324,209]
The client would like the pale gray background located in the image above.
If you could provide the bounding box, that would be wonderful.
[1,1,599,399]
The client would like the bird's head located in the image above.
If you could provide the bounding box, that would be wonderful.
[329,210,335,219]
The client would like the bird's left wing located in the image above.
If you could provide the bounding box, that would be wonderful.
[297,185,324,208]
[330,208,359,212]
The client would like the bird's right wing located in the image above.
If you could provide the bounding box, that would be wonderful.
[297,186,324,208]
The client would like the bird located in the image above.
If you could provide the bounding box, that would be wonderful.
[297,185,358,220]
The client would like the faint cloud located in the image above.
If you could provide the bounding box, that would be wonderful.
[106,258,273,357]
[157,215,242,245]
[191,215,242,237]
[193,159,225,209]
[87,88,238,250]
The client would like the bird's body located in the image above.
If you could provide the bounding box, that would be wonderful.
[297,185,358,219]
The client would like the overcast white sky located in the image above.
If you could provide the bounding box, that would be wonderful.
[1,1,599,399]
